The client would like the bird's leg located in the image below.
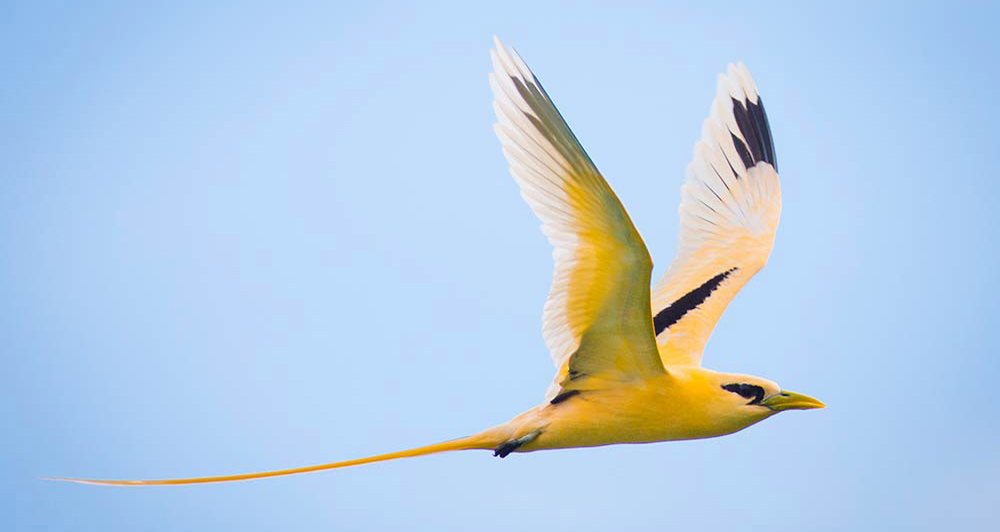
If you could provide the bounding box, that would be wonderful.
[493,431,540,458]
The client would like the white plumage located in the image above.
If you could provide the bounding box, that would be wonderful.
[489,37,664,401]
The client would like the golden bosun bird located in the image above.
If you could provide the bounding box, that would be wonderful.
[51,37,823,486]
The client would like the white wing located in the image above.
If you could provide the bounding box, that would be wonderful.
[652,63,782,367]
[490,37,665,401]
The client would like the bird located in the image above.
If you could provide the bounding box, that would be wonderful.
[50,36,823,486]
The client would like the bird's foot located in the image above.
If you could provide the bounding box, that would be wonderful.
[493,431,540,458]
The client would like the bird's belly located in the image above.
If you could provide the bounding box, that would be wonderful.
[522,389,757,451]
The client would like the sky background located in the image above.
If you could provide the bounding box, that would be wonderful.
[5,1,999,530]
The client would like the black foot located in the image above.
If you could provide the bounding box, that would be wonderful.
[493,441,521,458]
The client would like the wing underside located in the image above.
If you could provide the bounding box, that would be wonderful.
[651,63,782,368]
[489,37,665,400]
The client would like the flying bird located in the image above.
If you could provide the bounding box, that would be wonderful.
[51,37,823,486]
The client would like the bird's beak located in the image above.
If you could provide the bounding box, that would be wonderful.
[761,390,825,411]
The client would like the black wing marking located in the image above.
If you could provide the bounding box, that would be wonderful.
[653,268,738,336]
[730,96,777,172]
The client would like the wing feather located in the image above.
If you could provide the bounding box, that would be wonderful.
[652,63,781,367]
[490,37,665,400]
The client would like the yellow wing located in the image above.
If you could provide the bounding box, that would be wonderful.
[652,63,781,367]
[490,37,665,401]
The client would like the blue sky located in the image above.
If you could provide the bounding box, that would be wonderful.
[5,1,999,530]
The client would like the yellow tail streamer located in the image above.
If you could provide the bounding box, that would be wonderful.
[45,434,492,486]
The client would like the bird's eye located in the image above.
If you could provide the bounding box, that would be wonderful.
[722,383,765,405]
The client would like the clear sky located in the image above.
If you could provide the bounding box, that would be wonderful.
[5,1,999,530]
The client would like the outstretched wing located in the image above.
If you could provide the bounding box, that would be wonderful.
[489,37,665,401]
[652,63,781,367]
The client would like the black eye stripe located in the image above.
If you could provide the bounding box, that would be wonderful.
[722,383,765,405]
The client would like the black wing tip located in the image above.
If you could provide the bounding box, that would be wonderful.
[730,94,778,172]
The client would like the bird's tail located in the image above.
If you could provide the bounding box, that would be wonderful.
[44,433,495,486]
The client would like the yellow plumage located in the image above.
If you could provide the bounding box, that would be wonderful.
[49,37,822,487]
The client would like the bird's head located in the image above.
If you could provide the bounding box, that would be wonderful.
[711,372,825,418]
[650,368,825,438]
[663,367,825,437]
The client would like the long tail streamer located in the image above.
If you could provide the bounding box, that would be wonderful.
[45,435,489,486]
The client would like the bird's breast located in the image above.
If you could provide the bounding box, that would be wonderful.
[521,378,757,451]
